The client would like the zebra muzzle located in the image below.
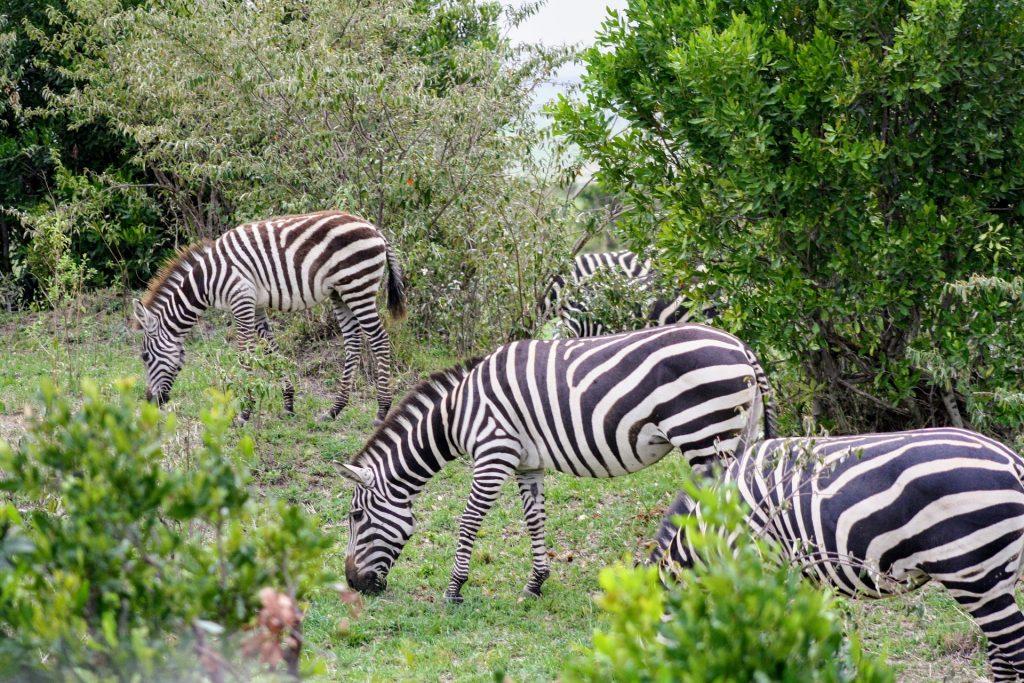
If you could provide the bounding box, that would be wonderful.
[345,555,386,595]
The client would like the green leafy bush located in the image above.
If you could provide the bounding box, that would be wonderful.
[555,0,1024,436]
[0,379,333,679]
[565,482,892,682]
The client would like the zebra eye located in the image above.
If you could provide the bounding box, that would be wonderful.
[141,351,151,363]
[351,509,365,523]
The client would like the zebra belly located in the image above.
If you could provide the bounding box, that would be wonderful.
[255,286,331,312]
[521,423,674,477]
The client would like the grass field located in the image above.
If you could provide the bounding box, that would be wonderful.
[0,295,995,681]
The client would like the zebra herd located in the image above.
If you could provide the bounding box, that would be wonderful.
[132,210,1024,680]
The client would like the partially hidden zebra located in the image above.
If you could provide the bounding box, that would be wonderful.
[541,250,712,338]
[337,323,776,602]
[654,428,1024,682]
[131,210,406,422]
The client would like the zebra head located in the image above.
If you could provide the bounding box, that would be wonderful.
[132,299,185,406]
[339,462,414,595]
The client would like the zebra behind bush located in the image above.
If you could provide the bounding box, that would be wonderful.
[655,429,1024,682]
[542,250,711,338]
[131,210,405,421]
[338,323,775,602]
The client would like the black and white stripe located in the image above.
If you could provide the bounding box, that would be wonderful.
[338,323,775,601]
[655,428,1024,681]
[132,210,406,421]
[542,250,711,338]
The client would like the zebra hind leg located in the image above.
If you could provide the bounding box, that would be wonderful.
[944,581,1024,680]
[445,455,516,603]
[516,470,551,598]
[348,303,394,424]
[325,296,362,421]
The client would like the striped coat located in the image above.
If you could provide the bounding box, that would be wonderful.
[132,211,405,420]
[338,323,775,601]
[655,429,1024,682]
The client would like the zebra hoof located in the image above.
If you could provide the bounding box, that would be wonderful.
[373,418,384,427]
[520,588,542,600]
[443,592,464,605]
[319,411,338,423]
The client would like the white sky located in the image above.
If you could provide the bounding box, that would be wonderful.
[505,0,629,108]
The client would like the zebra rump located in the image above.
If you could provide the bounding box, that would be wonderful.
[655,428,1024,682]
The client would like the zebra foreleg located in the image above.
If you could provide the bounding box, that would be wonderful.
[255,309,294,415]
[445,455,517,604]
[231,291,259,423]
[516,470,551,598]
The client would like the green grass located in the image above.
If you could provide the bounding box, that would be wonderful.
[0,295,997,681]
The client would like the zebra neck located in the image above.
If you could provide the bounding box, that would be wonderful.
[356,366,475,502]
[151,252,215,337]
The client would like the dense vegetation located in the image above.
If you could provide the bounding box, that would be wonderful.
[3,0,576,349]
[555,0,1024,440]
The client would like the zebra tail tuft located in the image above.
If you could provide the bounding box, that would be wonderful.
[385,240,407,322]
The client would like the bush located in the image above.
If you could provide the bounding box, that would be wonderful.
[565,482,892,682]
[554,0,1024,437]
[0,379,333,679]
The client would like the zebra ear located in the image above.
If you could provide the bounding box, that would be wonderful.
[132,299,156,333]
[338,463,374,487]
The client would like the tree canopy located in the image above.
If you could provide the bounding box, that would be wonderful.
[555,0,1024,436]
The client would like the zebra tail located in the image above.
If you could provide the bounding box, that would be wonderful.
[385,240,407,322]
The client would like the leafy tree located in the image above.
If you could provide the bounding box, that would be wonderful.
[0,379,333,679]
[555,0,1024,436]
[45,0,573,350]
[0,0,167,307]
[564,481,892,682]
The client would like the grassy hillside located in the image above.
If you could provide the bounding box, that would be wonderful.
[0,296,991,681]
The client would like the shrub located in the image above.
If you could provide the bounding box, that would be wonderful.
[554,0,1024,436]
[0,379,333,679]
[565,481,892,682]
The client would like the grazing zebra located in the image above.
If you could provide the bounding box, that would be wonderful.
[131,210,406,421]
[338,323,776,602]
[654,429,1024,682]
[542,250,711,338]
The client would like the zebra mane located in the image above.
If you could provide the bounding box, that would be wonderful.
[137,240,213,313]
[351,356,485,466]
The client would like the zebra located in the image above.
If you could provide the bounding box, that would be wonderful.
[541,250,712,338]
[337,322,776,602]
[654,428,1024,682]
[131,210,406,422]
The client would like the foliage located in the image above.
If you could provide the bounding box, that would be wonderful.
[0,378,333,679]
[565,481,893,683]
[0,0,164,308]
[43,0,574,350]
[554,0,1024,435]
